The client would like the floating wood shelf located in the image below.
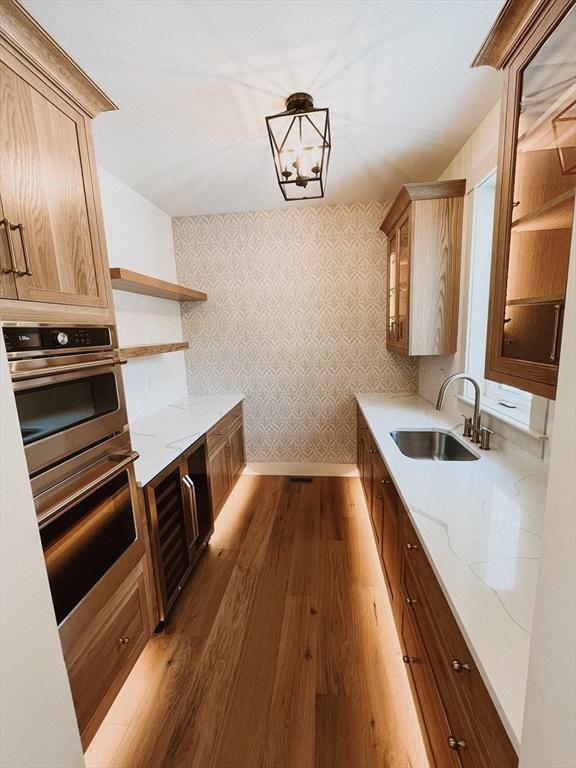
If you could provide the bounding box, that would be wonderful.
[512,190,575,232]
[110,268,207,302]
[120,342,189,359]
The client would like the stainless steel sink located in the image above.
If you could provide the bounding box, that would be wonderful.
[390,430,479,461]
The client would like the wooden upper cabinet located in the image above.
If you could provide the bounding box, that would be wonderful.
[0,0,116,321]
[473,0,575,399]
[381,180,465,356]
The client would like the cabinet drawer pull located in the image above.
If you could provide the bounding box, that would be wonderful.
[369,448,377,454]
[118,637,130,645]
[451,658,471,674]
[448,737,467,751]
[406,543,419,551]
[381,478,391,485]
[402,654,417,664]
[216,431,224,436]
[550,304,562,362]
[405,596,418,606]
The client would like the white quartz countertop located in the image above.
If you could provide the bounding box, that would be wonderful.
[355,393,547,749]
[129,394,244,487]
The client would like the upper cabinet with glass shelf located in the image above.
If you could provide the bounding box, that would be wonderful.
[474,0,576,400]
[380,179,465,356]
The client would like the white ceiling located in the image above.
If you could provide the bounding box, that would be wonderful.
[22,0,504,217]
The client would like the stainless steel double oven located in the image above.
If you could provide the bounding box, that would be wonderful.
[3,322,142,625]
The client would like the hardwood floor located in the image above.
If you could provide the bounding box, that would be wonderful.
[85,475,428,768]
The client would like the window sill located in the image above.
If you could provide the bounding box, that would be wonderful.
[457,394,548,441]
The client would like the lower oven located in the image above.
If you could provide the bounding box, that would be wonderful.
[35,441,141,626]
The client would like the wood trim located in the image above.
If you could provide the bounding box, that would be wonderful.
[471,0,548,69]
[120,342,189,359]
[110,267,207,302]
[381,179,466,235]
[0,0,117,117]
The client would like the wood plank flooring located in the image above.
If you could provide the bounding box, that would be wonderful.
[85,475,428,768]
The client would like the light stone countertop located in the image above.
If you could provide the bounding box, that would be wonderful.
[129,394,244,487]
[355,392,548,750]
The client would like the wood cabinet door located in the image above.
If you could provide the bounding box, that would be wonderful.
[208,439,231,517]
[381,478,400,609]
[369,454,384,548]
[0,49,108,308]
[228,419,245,482]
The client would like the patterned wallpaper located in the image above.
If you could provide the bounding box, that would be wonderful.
[173,203,418,463]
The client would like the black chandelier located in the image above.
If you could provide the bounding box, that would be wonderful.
[265,92,331,201]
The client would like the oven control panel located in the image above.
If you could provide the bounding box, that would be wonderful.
[2,325,113,354]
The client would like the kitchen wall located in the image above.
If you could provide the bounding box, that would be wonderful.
[97,167,188,423]
[173,203,418,463]
[0,338,85,768]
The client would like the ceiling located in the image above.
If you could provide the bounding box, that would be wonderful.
[22,0,504,217]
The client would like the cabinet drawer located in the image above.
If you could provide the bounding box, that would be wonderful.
[403,562,491,767]
[206,404,243,454]
[67,571,148,738]
[401,513,518,767]
[400,603,460,768]
[413,547,518,767]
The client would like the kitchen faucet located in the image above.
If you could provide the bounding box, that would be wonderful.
[435,373,493,449]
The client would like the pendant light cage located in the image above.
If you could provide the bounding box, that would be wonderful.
[266,92,331,200]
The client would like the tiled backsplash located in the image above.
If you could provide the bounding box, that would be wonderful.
[173,203,418,462]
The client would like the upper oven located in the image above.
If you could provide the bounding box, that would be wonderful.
[3,323,129,480]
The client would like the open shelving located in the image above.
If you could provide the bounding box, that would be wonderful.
[120,342,189,359]
[110,268,207,302]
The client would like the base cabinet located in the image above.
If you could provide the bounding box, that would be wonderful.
[207,404,245,519]
[356,409,517,768]
[63,558,151,749]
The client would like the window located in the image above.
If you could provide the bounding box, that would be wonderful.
[464,169,547,433]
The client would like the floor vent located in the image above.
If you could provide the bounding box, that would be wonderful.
[288,477,314,483]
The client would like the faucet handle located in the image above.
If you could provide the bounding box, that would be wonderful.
[479,426,494,450]
[462,416,473,438]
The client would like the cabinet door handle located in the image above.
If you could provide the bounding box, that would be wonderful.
[118,637,130,645]
[0,219,32,276]
[402,654,417,664]
[1,219,20,275]
[15,223,32,275]
[451,659,471,674]
[406,543,419,551]
[447,737,467,751]
[375,492,382,500]
[182,475,199,543]
[550,304,562,362]
[405,596,418,606]
[381,478,391,485]
[390,320,396,341]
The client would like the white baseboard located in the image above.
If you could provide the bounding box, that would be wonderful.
[244,462,358,477]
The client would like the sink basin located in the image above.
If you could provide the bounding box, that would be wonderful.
[390,430,479,461]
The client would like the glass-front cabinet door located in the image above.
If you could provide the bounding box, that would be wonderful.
[485,1,575,399]
[397,214,410,351]
[387,230,398,345]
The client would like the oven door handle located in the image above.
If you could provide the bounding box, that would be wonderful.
[11,357,126,382]
[36,450,139,528]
